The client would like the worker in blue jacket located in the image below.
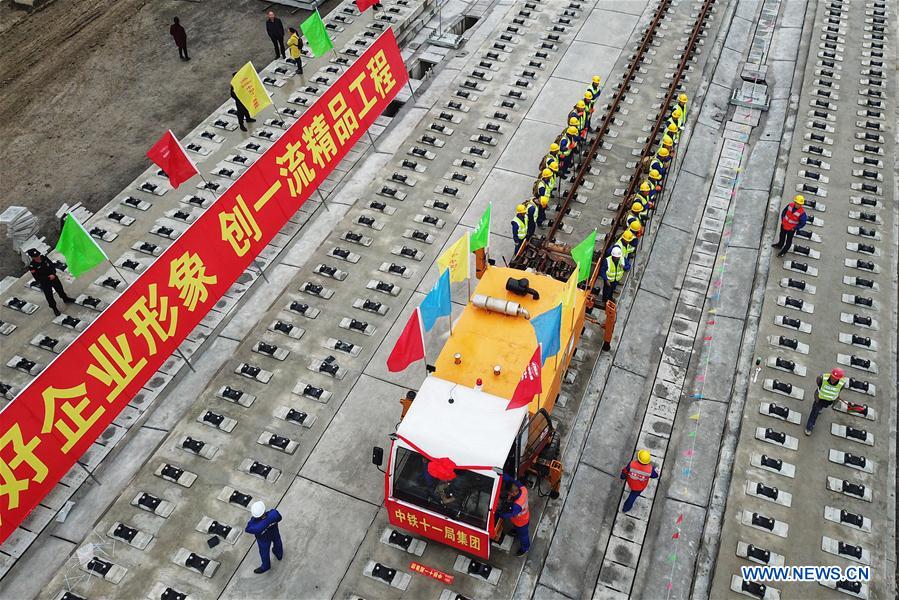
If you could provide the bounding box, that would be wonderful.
[246,501,284,574]
[496,474,530,556]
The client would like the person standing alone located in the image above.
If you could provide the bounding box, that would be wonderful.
[27,249,74,317]
[169,17,189,61]
[772,194,807,257]
[265,11,286,59]
[620,449,659,513]
[287,27,304,75]
[246,501,284,574]
[804,368,847,435]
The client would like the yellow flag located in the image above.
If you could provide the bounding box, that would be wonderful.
[436,233,470,282]
[231,62,272,117]
[562,264,578,311]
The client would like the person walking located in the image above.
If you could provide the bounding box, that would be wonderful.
[169,17,189,61]
[496,475,530,556]
[230,78,256,132]
[286,27,304,75]
[265,11,286,59]
[772,195,807,257]
[246,501,284,574]
[27,249,74,317]
[804,368,847,435]
[620,449,659,513]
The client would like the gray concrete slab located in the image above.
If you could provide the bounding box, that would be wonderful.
[580,367,649,475]
[766,60,798,100]
[713,249,758,321]
[638,224,693,300]
[739,140,778,192]
[612,289,670,378]
[218,264,301,341]
[0,535,75,600]
[735,0,760,21]
[688,315,744,403]
[768,26,802,62]
[728,189,769,249]
[679,123,720,181]
[696,82,730,129]
[535,582,577,600]
[661,171,710,233]
[527,76,596,126]
[758,97,787,142]
[539,463,618,599]
[594,0,648,16]
[780,0,810,29]
[664,399,728,507]
[723,15,753,53]
[711,47,743,88]
[495,120,572,177]
[221,477,378,600]
[578,9,640,48]
[299,374,407,505]
[552,41,620,85]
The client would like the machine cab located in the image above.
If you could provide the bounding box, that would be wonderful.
[380,377,529,559]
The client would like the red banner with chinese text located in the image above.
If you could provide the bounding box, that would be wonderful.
[386,498,491,560]
[0,29,408,542]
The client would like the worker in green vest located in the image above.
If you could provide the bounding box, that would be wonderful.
[804,368,847,435]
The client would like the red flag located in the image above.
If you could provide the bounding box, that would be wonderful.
[356,0,379,11]
[146,130,198,189]
[387,308,425,372]
[507,346,542,409]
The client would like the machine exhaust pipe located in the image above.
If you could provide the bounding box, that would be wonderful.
[472,294,530,319]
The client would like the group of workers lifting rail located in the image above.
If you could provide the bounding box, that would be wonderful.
[509,78,690,307]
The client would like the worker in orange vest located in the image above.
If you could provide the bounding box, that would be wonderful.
[772,194,807,257]
[497,475,530,556]
[620,449,659,513]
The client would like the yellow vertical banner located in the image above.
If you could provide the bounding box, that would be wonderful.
[231,62,272,117]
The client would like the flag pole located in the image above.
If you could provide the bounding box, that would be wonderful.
[175,347,196,372]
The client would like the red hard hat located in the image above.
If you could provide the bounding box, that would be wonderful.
[830,368,845,379]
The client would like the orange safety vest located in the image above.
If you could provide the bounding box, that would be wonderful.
[624,460,652,492]
[781,203,804,231]
[511,486,530,526]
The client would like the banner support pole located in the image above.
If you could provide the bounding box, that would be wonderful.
[175,348,196,372]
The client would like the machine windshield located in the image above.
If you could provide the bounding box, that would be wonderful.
[392,446,495,530]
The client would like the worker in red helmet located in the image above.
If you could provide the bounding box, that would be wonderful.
[496,475,530,556]
[805,368,848,435]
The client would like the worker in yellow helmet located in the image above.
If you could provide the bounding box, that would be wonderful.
[677,93,688,119]
[772,194,808,257]
[557,126,579,177]
[530,195,550,228]
[539,143,561,172]
[629,220,643,238]
[511,204,528,254]
[533,168,554,201]
[583,90,596,131]
[648,169,663,206]
[620,449,658,513]
[650,146,671,177]
[635,181,652,210]
[666,121,680,145]
[573,100,588,143]
[661,134,674,149]
[614,229,638,260]
[626,201,646,233]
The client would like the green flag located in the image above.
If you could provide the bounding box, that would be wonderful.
[55,215,107,277]
[301,12,333,57]
[570,229,597,283]
[470,203,491,252]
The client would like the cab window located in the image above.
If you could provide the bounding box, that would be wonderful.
[392,447,495,530]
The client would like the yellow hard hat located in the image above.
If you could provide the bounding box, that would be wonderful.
[649,169,661,180]
[629,221,642,233]
[576,100,586,109]
[662,135,674,147]
[658,147,670,158]
[567,126,578,136]
[794,195,805,205]
[549,143,560,152]
[540,196,549,207]
[631,202,644,214]
[667,122,679,133]
[516,204,526,214]
[584,91,593,100]
[592,75,601,84]
[672,107,682,118]
[569,117,580,126]
[542,168,552,178]
[548,160,559,172]
[678,93,688,103]
[637,449,651,464]
[622,230,635,242]
[640,181,651,193]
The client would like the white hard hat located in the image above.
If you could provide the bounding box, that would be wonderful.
[611,246,623,258]
[251,500,266,518]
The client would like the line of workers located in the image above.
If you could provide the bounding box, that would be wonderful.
[510,83,690,309]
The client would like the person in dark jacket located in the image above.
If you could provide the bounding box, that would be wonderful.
[230,76,256,132]
[265,11,286,59]
[27,249,74,317]
[246,501,284,574]
[169,17,189,61]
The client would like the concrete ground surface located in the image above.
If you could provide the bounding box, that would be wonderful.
[0,0,338,279]
[0,0,896,598]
